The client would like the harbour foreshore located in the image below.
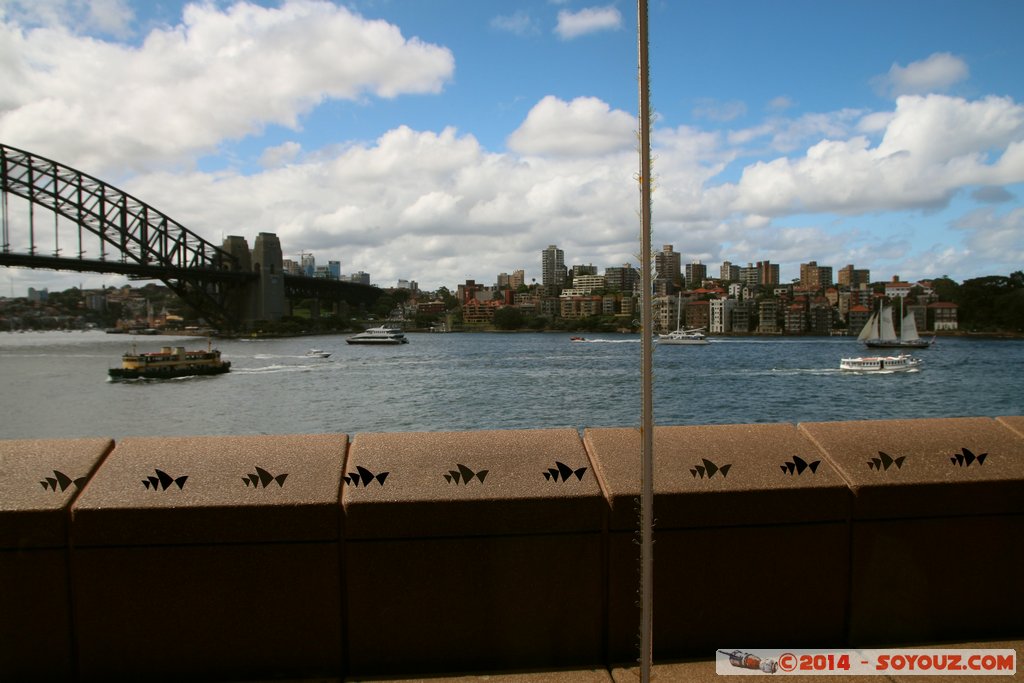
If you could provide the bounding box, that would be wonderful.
[2,415,1022,681]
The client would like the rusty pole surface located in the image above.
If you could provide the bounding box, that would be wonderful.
[637,0,654,680]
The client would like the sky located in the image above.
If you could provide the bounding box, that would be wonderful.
[1,0,1023,295]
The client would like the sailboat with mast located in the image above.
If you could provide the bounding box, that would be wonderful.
[858,299,933,349]
[657,295,710,345]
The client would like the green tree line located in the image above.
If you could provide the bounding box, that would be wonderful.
[931,271,1024,333]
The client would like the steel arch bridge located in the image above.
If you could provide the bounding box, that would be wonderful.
[0,143,381,329]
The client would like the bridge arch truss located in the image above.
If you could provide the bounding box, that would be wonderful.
[0,143,252,328]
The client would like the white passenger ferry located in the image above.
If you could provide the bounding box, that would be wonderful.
[346,326,409,345]
[839,353,920,373]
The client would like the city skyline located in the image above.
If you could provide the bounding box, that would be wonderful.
[1,0,1022,295]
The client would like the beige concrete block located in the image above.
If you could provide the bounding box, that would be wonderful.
[799,417,1024,519]
[0,437,111,680]
[71,434,346,545]
[584,423,851,531]
[344,429,602,539]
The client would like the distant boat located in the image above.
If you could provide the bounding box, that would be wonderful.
[840,353,921,373]
[346,326,409,345]
[570,336,586,342]
[858,301,933,349]
[657,328,709,345]
[109,342,230,380]
[658,295,710,345]
[305,349,331,358]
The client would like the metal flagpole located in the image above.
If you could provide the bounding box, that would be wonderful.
[636,0,654,681]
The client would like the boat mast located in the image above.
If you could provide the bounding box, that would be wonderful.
[897,295,903,341]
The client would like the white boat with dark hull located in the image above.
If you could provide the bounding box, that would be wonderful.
[346,326,409,345]
[305,349,331,358]
[657,328,709,345]
[839,353,921,372]
[858,301,933,349]
[657,296,710,345]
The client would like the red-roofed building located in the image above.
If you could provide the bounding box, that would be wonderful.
[885,276,912,299]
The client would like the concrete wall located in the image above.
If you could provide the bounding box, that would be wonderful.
[1,416,1022,681]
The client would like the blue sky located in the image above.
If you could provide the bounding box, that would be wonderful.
[1,0,1022,293]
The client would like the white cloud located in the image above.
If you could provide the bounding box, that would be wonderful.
[108,119,639,288]
[952,206,1024,266]
[555,6,621,39]
[506,95,634,157]
[724,95,1024,217]
[0,0,454,173]
[873,52,969,98]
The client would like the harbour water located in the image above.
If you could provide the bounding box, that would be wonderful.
[1,330,1021,441]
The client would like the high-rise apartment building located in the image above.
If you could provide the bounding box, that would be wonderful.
[709,298,736,333]
[720,261,740,282]
[497,271,524,290]
[685,261,707,289]
[800,261,833,291]
[739,264,760,287]
[541,245,565,295]
[566,274,605,294]
[605,264,640,294]
[758,299,780,333]
[655,244,682,294]
[837,264,871,288]
[757,261,780,286]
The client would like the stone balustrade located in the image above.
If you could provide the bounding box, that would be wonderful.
[2,416,1022,681]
